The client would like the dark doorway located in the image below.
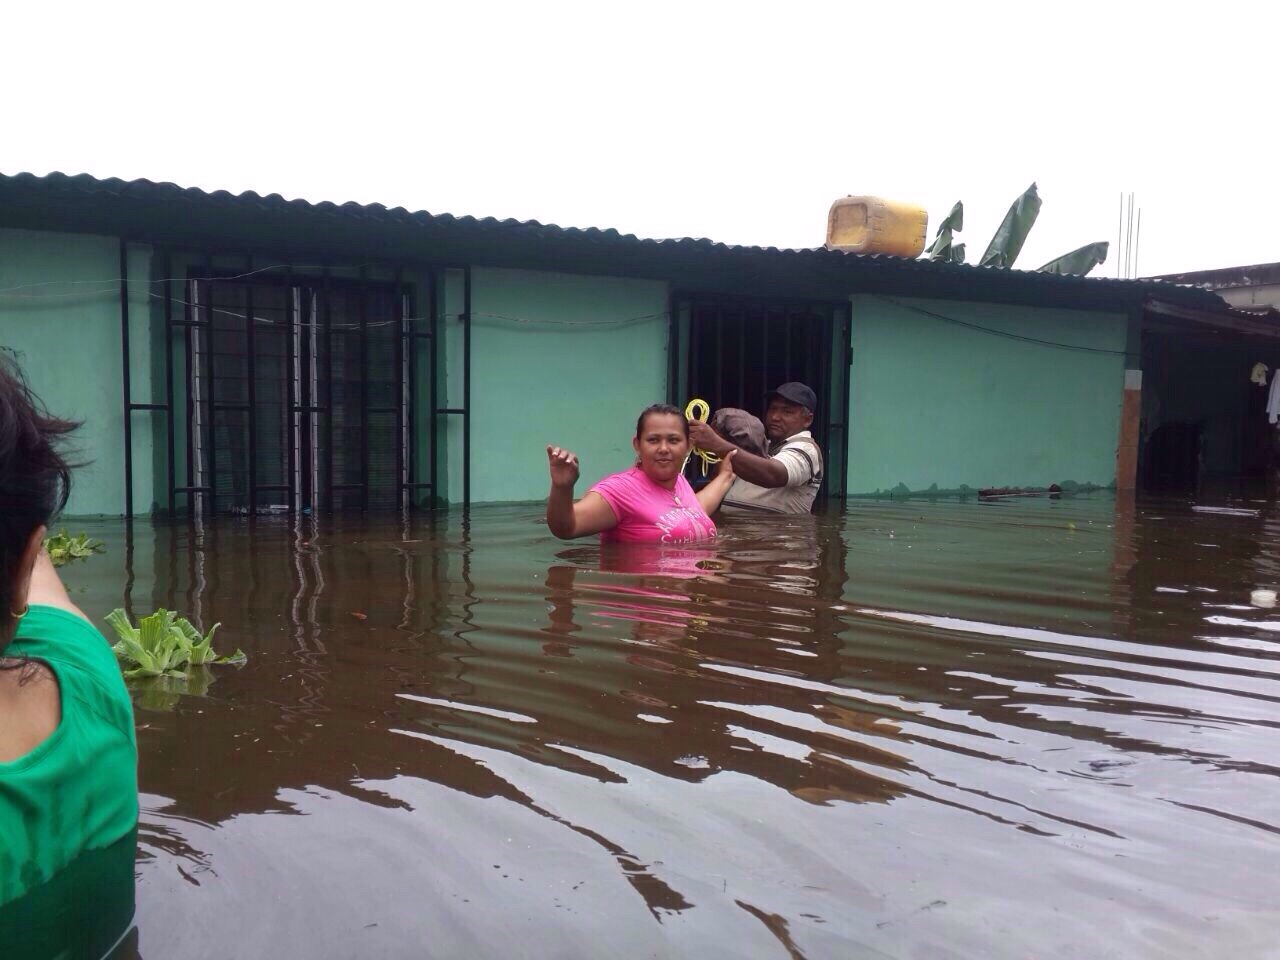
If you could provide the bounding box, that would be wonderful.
[1142,421,1203,493]
[671,295,850,498]
[1139,328,1280,498]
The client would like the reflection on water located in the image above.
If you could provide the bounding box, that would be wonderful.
[53,496,1280,957]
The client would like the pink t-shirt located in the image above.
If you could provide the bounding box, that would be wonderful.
[589,467,717,544]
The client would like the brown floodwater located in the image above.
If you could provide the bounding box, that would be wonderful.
[42,496,1280,956]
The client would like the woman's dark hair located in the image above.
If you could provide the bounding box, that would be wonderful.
[0,355,78,647]
[634,404,688,440]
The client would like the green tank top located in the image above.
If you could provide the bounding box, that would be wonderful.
[0,605,138,905]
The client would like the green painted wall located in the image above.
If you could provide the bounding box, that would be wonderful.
[456,267,669,504]
[0,228,154,516]
[0,225,1134,511]
[847,295,1127,496]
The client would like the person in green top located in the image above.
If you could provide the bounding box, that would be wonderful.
[0,356,138,909]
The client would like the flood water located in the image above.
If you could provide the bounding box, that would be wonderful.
[49,496,1280,957]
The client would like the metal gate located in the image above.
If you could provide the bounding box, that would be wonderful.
[119,243,471,516]
[668,294,851,499]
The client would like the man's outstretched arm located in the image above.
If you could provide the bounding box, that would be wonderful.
[688,421,788,488]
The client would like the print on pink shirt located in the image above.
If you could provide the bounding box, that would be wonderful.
[589,467,717,545]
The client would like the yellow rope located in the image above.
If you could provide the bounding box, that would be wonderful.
[684,398,721,477]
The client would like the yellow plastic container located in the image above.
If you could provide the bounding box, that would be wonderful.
[826,196,928,257]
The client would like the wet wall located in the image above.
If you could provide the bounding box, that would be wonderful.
[847,294,1128,496]
[0,227,155,515]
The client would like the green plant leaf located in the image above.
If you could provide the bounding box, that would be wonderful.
[1036,240,1110,276]
[104,608,138,645]
[214,648,247,667]
[44,531,104,568]
[979,183,1042,268]
[924,201,964,262]
[108,607,244,701]
[184,619,222,665]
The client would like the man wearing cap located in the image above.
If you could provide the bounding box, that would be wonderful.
[688,382,824,514]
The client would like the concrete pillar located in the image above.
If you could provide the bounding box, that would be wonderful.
[1116,306,1144,493]
[1116,368,1142,492]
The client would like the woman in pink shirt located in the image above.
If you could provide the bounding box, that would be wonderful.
[546,404,737,543]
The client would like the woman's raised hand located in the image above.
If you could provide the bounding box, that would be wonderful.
[546,445,581,490]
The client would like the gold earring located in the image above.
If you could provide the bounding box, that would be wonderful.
[10,604,28,620]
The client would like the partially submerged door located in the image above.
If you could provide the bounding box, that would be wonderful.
[670,295,851,499]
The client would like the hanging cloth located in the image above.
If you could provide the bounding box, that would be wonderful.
[1269,369,1280,425]
[1251,362,1270,386]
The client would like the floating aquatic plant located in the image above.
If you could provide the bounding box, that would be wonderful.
[104,608,246,679]
[44,530,104,567]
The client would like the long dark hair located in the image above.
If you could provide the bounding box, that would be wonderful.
[0,355,78,648]
[634,404,688,439]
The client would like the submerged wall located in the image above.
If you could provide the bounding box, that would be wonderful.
[1,222,1138,512]
[847,295,1128,496]
[0,228,153,516]
[457,267,669,504]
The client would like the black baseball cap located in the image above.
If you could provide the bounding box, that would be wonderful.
[767,382,817,412]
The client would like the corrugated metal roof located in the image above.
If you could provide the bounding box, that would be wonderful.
[0,170,1228,311]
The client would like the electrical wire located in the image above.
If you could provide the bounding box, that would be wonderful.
[874,296,1128,357]
[3,267,1128,350]
[0,262,330,297]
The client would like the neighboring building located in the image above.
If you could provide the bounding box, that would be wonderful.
[1142,263,1280,494]
[0,171,1255,516]
[1156,262,1280,314]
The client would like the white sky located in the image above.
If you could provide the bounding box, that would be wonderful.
[4,1,1274,278]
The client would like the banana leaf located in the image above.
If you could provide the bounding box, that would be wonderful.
[1037,241,1109,276]
[980,183,1042,268]
[925,202,964,262]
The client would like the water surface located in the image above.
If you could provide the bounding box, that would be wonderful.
[62,496,1280,958]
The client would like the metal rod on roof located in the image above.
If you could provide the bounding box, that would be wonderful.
[1117,193,1124,279]
[1126,193,1135,280]
[1134,208,1142,279]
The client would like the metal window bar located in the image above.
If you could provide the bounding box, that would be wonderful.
[244,255,258,515]
[184,268,196,514]
[162,249,176,516]
[673,292,848,498]
[283,264,296,514]
[427,266,471,511]
[203,254,218,516]
[393,267,406,510]
[118,240,134,518]
[322,266,335,511]
[359,265,370,511]
[428,272,440,504]
[119,243,449,516]
[463,266,472,511]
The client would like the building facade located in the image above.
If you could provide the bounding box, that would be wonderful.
[0,172,1237,516]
